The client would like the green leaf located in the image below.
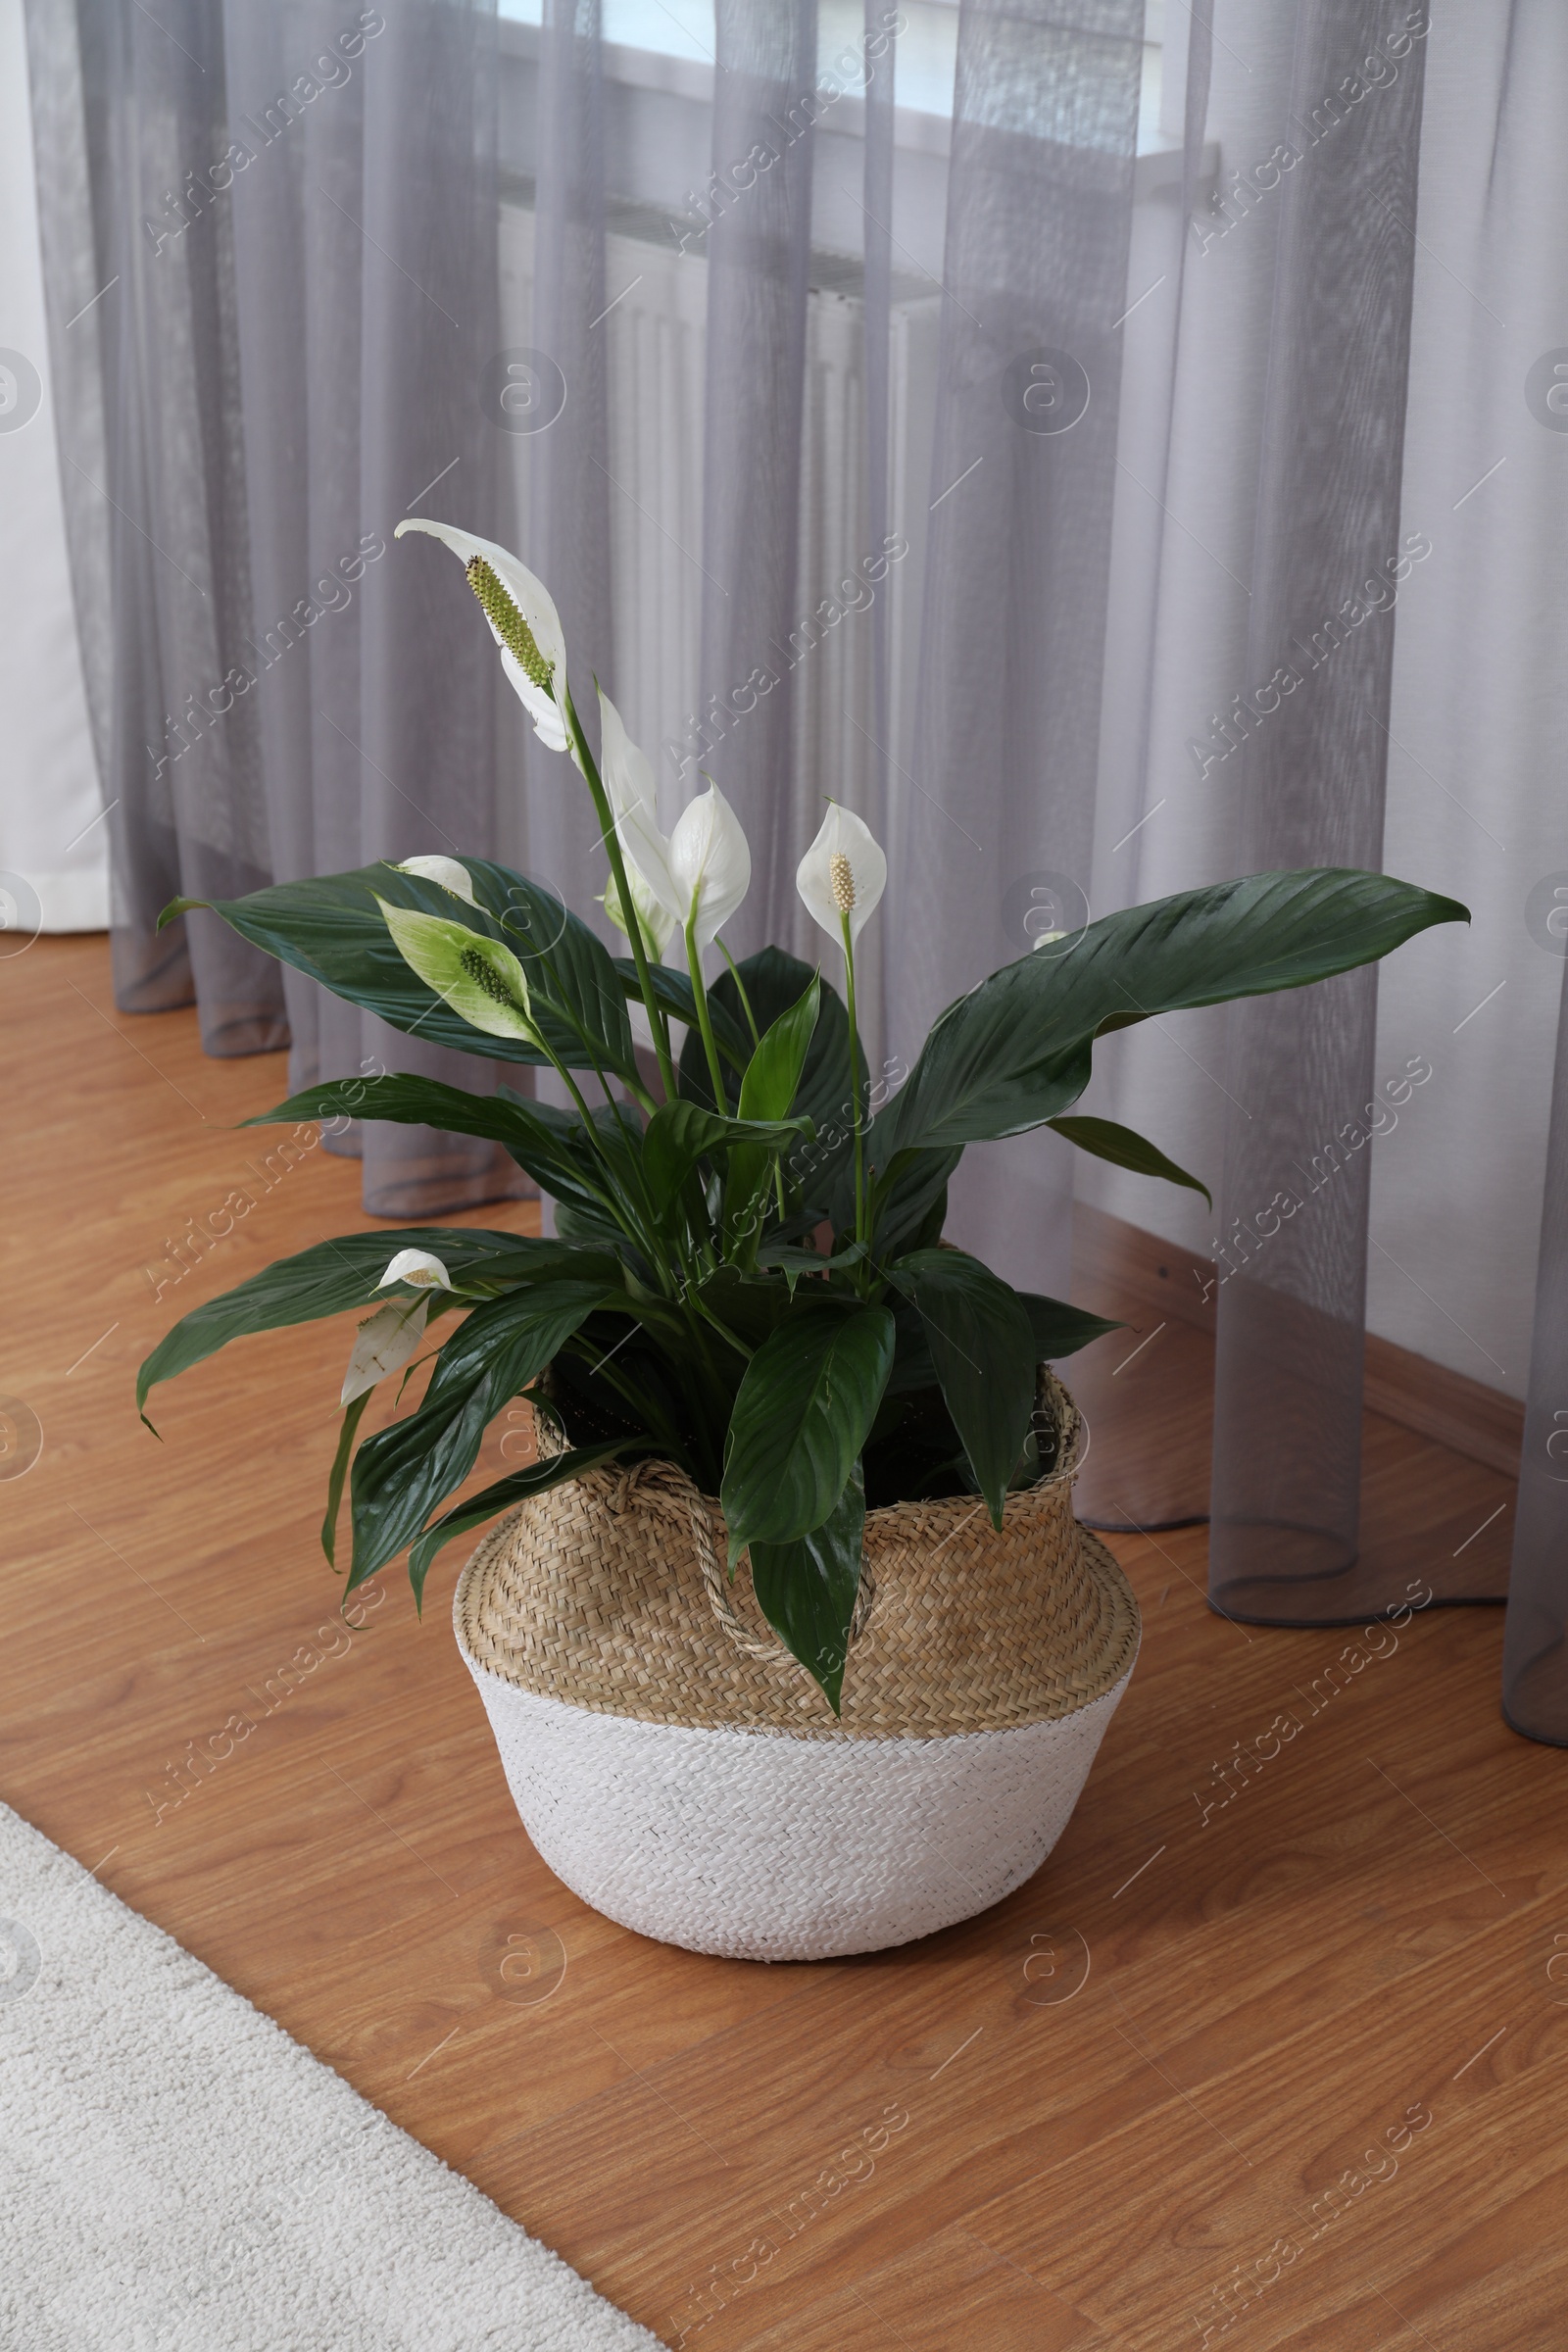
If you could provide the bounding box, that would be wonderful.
[680,947,862,1138]
[678,950,866,1237]
[245,1073,627,1232]
[1017,1293,1123,1360]
[321,1391,372,1568]
[466,861,634,1076]
[406,1441,640,1602]
[1046,1114,1212,1208]
[167,861,633,1075]
[422,1278,617,1401]
[158,896,211,929]
[693,1266,797,1355]
[553,1198,628,1250]
[136,1227,578,1415]
[863,1147,962,1257]
[886,1250,1037,1529]
[721,1303,895,1561]
[738,976,821,1123]
[727,977,820,1247]
[347,1278,617,1591]
[879,869,1469,1156]
[749,1464,866,1714]
[641,1099,812,1221]
[754,1241,866,1287]
[908,1183,951,1255]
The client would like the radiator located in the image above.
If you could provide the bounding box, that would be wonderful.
[499,204,940,847]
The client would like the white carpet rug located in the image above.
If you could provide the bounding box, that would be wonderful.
[0,1802,660,2350]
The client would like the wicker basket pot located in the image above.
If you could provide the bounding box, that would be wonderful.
[453,1372,1138,1962]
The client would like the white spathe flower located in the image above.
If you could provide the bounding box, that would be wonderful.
[597,689,657,822]
[796,804,887,946]
[596,690,678,959]
[377,1248,454,1292]
[375,899,539,1047]
[617,779,751,955]
[340,1295,429,1404]
[395,517,569,755]
[393,855,477,906]
[602,864,678,962]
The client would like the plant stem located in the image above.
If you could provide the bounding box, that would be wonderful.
[841,910,866,1254]
[718,941,761,1048]
[718,938,785,1230]
[685,916,730,1112]
[561,677,678,1101]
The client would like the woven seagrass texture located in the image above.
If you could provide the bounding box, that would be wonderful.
[456,1372,1140,1739]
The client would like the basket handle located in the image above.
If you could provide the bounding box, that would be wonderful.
[536,1403,882,1667]
[684,1481,877,1667]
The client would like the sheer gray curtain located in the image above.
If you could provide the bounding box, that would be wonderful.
[1208,0,1428,1622]
[1170,0,1566,1742]
[697,1,818,952]
[24,0,519,1213]
[884,0,1145,1305]
[1510,992,1568,1744]
[524,0,612,912]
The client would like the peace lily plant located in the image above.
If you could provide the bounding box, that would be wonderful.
[138,519,1468,1709]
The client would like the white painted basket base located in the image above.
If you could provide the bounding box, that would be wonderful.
[457,1640,1136,1962]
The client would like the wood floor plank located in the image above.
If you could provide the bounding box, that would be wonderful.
[2,936,1563,2349]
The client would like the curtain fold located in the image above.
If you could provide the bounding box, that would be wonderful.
[1506,953,1568,1742]
[1207,0,1429,1623]
[525,0,613,916]
[860,0,896,851]
[883,0,1146,1304]
[695,1,818,956]
[25,0,518,1214]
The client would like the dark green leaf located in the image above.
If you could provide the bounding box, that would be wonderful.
[464,859,634,1076]
[579,1100,657,1230]
[321,1391,371,1567]
[1017,1293,1124,1360]
[749,1464,865,1714]
[553,1199,630,1250]
[247,1071,530,1147]
[680,947,862,1160]
[406,1441,641,1602]
[641,1098,811,1222]
[879,869,1469,1155]
[168,861,633,1075]
[738,976,820,1123]
[862,1147,962,1257]
[245,1073,625,1227]
[347,1278,617,1590]
[420,1279,616,1403]
[136,1227,581,1415]
[727,977,820,1245]
[694,1266,801,1356]
[886,1249,1037,1528]
[908,1183,950,1254]
[754,1241,866,1283]
[721,1303,895,1560]
[1047,1114,1212,1207]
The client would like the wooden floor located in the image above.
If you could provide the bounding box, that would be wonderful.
[3,934,1563,2350]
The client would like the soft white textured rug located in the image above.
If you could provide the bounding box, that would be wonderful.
[0,1802,659,2350]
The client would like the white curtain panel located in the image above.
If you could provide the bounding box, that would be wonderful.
[0,0,104,935]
